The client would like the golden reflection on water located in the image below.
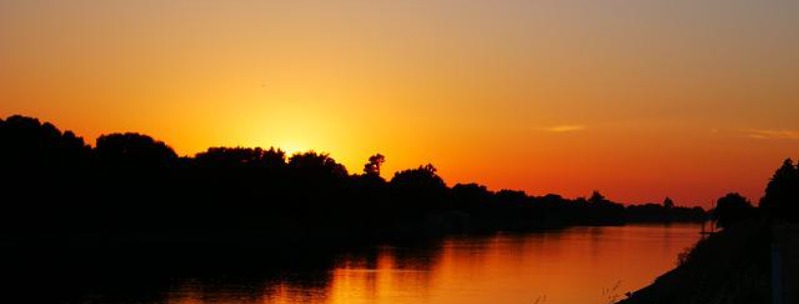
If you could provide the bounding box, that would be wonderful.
[166,224,701,304]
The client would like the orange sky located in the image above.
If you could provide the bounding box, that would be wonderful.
[1,1,798,207]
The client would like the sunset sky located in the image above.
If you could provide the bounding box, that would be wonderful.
[1,0,797,206]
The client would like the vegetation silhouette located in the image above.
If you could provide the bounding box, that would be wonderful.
[0,115,705,245]
[621,157,799,303]
[713,193,755,230]
[760,158,799,221]
[13,114,799,303]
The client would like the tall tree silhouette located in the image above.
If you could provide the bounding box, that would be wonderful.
[760,158,799,220]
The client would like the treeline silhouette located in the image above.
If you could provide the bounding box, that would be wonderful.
[0,115,705,243]
[620,153,799,303]
[706,157,799,230]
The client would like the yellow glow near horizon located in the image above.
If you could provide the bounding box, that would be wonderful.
[1,0,798,206]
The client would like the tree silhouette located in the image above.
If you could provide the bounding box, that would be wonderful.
[363,153,385,176]
[588,191,608,205]
[195,146,286,169]
[391,164,444,190]
[714,193,754,229]
[0,115,94,233]
[452,183,492,211]
[288,151,348,178]
[0,114,710,242]
[390,164,449,214]
[95,133,177,168]
[760,158,799,220]
[0,115,91,170]
[496,189,527,204]
[663,197,674,209]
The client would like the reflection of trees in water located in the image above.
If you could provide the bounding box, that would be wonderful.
[388,242,444,272]
[3,226,708,304]
[157,248,339,304]
[2,240,449,304]
[327,242,445,302]
[0,115,736,303]
[1,245,339,304]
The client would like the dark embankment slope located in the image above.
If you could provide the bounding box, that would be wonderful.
[620,155,799,303]
[775,222,799,303]
[618,219,772,304]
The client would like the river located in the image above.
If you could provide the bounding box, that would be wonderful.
[142,224,701,304]
[1,224,702,303]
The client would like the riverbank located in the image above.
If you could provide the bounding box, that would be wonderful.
[618,219,774,304]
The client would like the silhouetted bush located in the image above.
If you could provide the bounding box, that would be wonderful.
[713,193,755,229]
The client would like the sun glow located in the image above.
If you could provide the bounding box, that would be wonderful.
[2,0,797,206]
[279,141,310,156]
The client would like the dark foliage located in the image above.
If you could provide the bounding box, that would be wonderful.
[760,158,799,221]
[95,133,178,168]
[195,147,286,169]
[0,115,706,243]
[713,193,755,230]
[663,197,674,209]
[363,153,385,176]
[622,158,799,303]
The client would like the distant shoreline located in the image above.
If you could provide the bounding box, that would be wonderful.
[0,114,706,248]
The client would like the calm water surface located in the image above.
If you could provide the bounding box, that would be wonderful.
[156,224,701,304]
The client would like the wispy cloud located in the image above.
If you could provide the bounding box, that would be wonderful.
[745,129,799,140]
[544,125,585,132]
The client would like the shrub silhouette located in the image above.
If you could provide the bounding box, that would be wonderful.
[713,193,754,229]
